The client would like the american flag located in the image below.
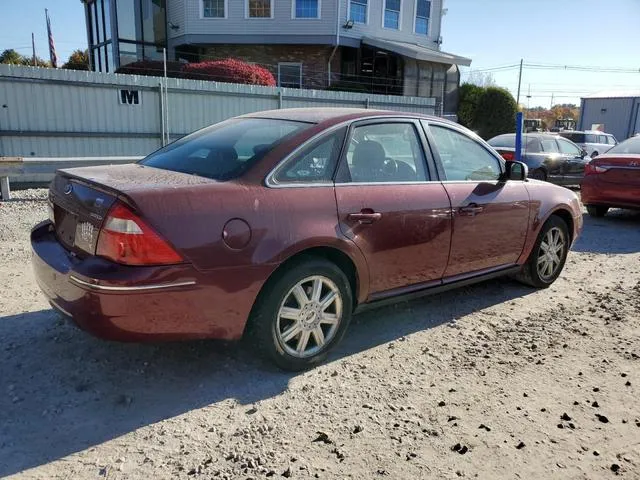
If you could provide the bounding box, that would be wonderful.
[45,9,57,68]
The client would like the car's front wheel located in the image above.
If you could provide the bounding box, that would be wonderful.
[586,205,609,217]
[248,257,353,371]
[516,216,570,288]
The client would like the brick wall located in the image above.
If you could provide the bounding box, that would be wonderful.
[200,44,341,89]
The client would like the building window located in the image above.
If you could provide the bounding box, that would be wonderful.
[414,0,430,35]
[294,0,320,18]
[383,0,401,29]
[247,0,272,18]
[203,0,226,18]
[349,0,367,24]
[278,63,302,88]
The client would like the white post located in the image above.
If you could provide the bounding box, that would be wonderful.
[0,176,11,201]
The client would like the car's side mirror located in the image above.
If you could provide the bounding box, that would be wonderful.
[581,149,588,158]
[504,160,528,181]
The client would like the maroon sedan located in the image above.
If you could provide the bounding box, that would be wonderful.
[581,135,640,217]
[32,109,583,370]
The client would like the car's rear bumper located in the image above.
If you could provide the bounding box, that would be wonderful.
[31,221,273,341]
[581,178,640,210]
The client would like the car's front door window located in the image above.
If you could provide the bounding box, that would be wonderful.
[342,123,429,182]
[428,125,502,181]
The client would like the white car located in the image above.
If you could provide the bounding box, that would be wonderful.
[559,130,617,158]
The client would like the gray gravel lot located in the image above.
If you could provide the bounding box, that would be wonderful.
[1,189,639,479]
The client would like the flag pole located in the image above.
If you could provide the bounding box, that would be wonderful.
[31,32,37,66]
[45,9,58,68]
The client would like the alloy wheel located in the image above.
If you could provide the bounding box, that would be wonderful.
[536,227,566,281]
[275,275,343,359]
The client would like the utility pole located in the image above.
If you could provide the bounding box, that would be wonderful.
[550,93,554,109]
[515,58,523,107]
[31,33,36,66]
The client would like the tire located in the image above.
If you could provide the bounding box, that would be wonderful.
[246,257,353,371]
[586,205,608,217]
[529,168,547,181]
[516,216,570,289]
[591,151,599,158]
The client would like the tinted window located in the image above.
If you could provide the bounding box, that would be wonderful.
[344,123,428,183]
[540,138,558,153]
[273,128,346,184]
[557,138,582,155]
[430,126,502,181]
[487,135,540,153]
[141,118,309,180]
[561,132,585,143]
[606,136,640,155]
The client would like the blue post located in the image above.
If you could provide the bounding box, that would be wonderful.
[515,112,524,161]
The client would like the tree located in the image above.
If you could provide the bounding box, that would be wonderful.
[474,87,517,139]
[464,71,496,88]
[457,83,484,129]
[0,49,24,65]
[62,49,89,70]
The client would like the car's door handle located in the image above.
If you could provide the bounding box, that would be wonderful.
[459,204,484,216]
[348,210,382,224]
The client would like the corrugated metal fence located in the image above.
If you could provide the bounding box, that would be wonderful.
[0,64,437,158]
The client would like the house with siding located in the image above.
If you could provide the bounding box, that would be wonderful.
[81,0,471,114]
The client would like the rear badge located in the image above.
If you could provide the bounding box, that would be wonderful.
[79,222,95,244]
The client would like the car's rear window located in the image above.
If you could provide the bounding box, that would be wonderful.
[606,136,640,155]
[140,118,311,180]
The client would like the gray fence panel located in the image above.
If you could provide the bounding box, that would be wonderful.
[0,64,437,159]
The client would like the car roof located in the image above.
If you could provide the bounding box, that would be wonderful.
[492,133,559,139]
[562,130,611,135]
[241,107,454,126]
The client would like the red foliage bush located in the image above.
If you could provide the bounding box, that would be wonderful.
[115,60,184,77]
[182,59,276,86]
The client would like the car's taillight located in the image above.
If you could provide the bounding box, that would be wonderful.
[500,151,514,161]
[584,163,608,176]
[96,202,183,265]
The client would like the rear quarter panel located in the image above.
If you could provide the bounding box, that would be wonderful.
[518,181,583,263]
[125,183,370,303]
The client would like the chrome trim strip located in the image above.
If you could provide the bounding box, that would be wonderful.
[335,181,436,186]
[69,275,196,292]
[598,165,639,170]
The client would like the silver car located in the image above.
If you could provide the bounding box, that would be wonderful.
[559,130,617,158]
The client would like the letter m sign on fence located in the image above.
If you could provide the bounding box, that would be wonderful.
[119,89,140,105]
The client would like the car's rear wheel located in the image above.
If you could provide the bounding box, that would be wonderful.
[586,205,609,217]
[591,151,599,158]
[529,168,547,181]
[247,257,353,371]
[516,216,569,288]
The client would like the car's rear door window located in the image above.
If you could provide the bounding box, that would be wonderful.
[271,128,346,184]
[428,125,502,181]
[340,123,429,183]
[557,138,582,156]
[140,118,310,180]
[540,138,559,153]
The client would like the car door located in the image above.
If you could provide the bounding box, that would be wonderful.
[538,136,565,183]
[334,119,452,298]
[556,137,588,183]
[423,122,530,278]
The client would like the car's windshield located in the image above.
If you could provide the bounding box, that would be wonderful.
[140,118,311,180]
[605,136,640,155]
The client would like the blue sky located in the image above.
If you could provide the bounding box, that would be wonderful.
[1,0,639,107]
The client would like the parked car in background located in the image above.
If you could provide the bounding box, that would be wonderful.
[581,135,640,217]
[488,133,590,185]
[559,130,617,158]
[31,108,583,370]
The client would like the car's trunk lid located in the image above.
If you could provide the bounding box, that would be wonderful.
[593,154,640,186]
[49,163,216,256]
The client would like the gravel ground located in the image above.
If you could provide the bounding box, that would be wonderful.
[1,189,639,479]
